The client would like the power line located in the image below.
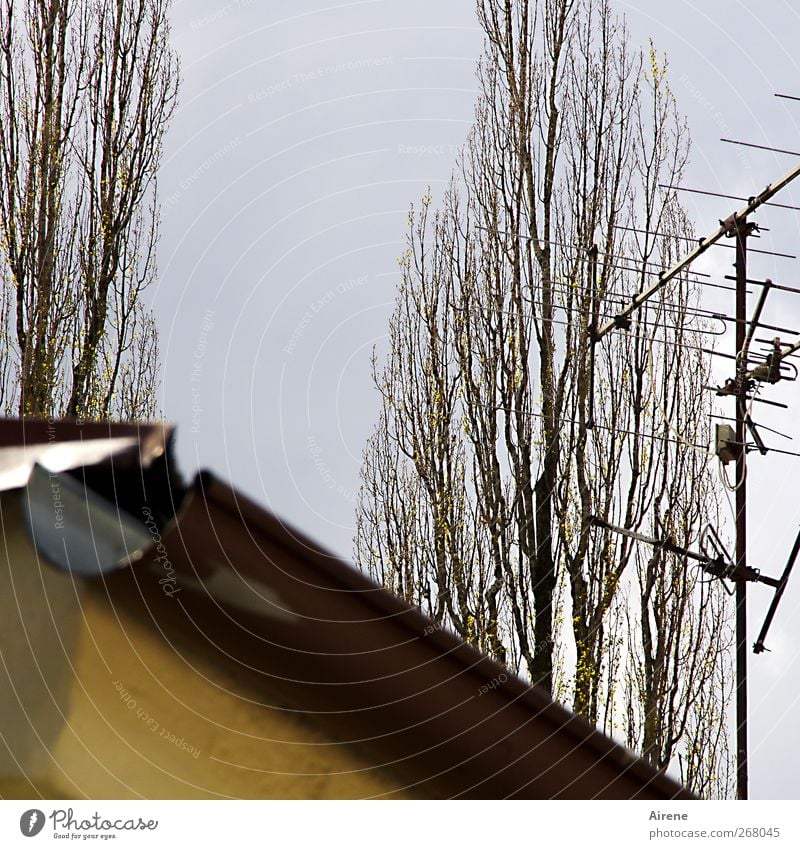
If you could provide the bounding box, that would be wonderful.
[503,407,711,453]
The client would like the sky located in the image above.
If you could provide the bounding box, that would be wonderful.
[154,0,800,799]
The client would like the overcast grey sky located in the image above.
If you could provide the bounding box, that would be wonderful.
[155,0,800,799]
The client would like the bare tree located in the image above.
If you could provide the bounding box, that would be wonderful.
[0,0,178,419]
[355,0,733,797]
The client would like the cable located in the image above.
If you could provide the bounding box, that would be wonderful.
[718,463,739,523]
[494,406,711,453]
[718,385,757,492]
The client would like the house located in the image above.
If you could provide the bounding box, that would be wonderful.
[0,418,692,800]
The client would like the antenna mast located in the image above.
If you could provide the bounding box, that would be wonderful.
[733,214,755,800]
[589,152,800,800]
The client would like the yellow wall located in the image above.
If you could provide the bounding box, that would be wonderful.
[0,493,409,800]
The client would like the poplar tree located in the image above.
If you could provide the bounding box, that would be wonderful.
[356,0,733,797]
[0,0,179,419]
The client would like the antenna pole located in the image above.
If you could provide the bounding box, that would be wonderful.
[587,244,599,430]
[734,214,754,801]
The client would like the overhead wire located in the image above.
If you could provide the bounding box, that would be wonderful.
[709,413,792,441]
[510,408,711,453]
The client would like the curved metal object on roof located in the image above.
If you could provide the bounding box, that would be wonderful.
[0,417,172,493]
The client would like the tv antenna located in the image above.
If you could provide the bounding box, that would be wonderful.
[587,147,800,800]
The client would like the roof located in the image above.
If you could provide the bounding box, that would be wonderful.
[1,417,693,799]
